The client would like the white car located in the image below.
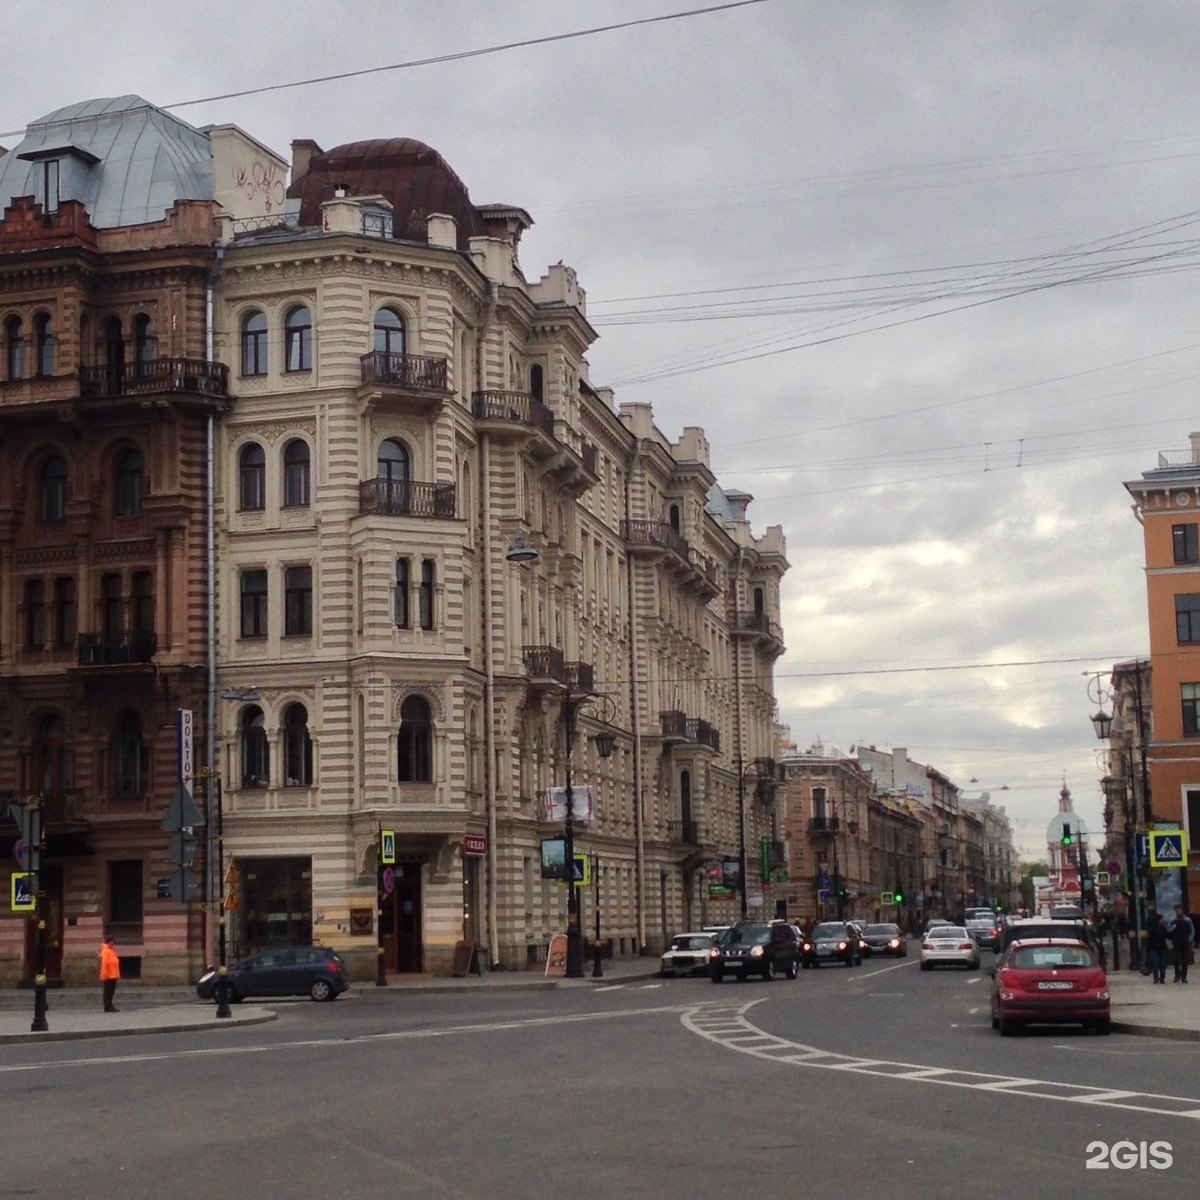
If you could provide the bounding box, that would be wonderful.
[920,925,980,971]
[660,931,718,976]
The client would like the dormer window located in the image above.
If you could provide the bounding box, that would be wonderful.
[361,205,393,238]
[40,159,59,215]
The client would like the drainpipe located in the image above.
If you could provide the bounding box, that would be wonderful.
[478,285,501,968]
[204,242,226,969]
[624,442,646,951]
[732,548,747,919]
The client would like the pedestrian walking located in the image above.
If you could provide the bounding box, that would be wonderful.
[1145,912,1169,984]
[99,934,120,1012]
[1168,905,1194,983]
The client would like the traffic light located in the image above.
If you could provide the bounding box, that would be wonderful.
[994,903,1003,914]
[893,883,904,904]
[1061,821,1073,848]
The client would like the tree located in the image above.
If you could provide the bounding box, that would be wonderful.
[1018,860,1049,912]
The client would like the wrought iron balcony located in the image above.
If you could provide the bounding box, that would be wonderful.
[471,389,555,437]
[565,660,595,694]
[731,610,784,641]
[77,630,157,666]
[79,358,229,399]
[808,815,840,834]
[660,710,688,740]
[523,645,567,685]
[685,717,720,752]
[358,478,456,518]
[620,518,689,561]
[360,351,448,391]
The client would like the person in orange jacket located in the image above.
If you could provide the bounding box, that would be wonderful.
[99,934,120,1012]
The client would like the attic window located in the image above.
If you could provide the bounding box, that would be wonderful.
[40,159,59,215]
[361,206,393,239]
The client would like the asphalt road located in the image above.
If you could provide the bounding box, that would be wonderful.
[3,957,1197,1200]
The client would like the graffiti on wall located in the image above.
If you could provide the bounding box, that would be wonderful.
[232,159,286,213]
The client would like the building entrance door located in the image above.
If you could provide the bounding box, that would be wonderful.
[382,860,423,973]
[24,864,64,980]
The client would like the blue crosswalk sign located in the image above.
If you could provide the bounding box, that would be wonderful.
[10,872,35,912]
[1134,833,1149,863]
[1149,830,1187,868]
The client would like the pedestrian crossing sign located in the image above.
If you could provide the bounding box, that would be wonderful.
[10,872,35,912]
[1148,829,1187,867]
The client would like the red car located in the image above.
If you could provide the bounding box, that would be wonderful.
[990,938,1110,1036]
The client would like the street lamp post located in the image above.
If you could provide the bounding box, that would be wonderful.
[560,692,616,979]
[736,757,780,920]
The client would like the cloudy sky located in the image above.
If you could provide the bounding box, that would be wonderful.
[6,0,1197,856]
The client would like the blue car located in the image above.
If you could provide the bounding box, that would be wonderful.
[197,945,349,1002]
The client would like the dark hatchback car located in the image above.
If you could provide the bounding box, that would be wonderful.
[997,918,1100,959]
[709,922,801,981]
[860,923,907,957]
[197,946,349,1002]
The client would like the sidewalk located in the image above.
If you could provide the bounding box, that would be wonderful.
[0,954,662,1044]
[1108,968,1200,1040]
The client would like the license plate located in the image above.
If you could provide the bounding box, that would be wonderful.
[1038,981,1073,990]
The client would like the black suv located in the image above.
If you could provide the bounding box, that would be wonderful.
[709,922,801,982]
[800,921,863,968]
[997,917,1102,959]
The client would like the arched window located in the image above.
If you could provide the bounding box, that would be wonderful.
[134,313,155,375]
[5,315,25,380]
[240,705,269,786]
[40,456,67,522]
[115,447,144,516]
[282,439,310,507]
[114,710,148,795]
[283,703,313,785]
[376,438,410,512]
[753,586,765,617]
[669,504,681,533]
[397,695,432,782]
[34,712,72,792]
[239,443,266,511]
[241,310,268,376]
[530,363,544,404]
[285,306,312,372]
[373,307,405,357]
[34,313,54,377]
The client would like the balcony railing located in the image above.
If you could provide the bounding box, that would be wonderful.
[359,351,448,392]
[358,478,457,518]
[581,441,599,475]
[667,819,701,844]
[472,390,555,437]
[808,816,840,834]
[685,717,720,752]
[620,518,689,561]
[77,630,157,666]
[523,645,567,685]
[660,710,688,739]
[39,789,87,825]
[79,358,229,399]
[732,610,784,640]
[565,660,595,694]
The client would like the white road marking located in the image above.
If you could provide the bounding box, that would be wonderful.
[681,1000,1200,1122]
[966,976,982,985]
[594,984,626,992]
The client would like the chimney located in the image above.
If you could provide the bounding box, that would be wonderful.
[291,139,323,185]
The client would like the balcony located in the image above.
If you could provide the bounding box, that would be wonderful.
[358,478,456,519]
[565,660,595,694]
[660,710,688,741]
[523,645,567,687]
[472,389,555,437]
[621,518,689,561]
[77,630,157,666]
[685,717,720,752]
[808,816,840,835]
[667,818,701,844]
[79,358,229,400]
[359,351,447,392]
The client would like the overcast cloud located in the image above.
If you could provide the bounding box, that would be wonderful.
[7,0,1198,855]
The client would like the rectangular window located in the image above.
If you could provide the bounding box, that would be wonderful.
[108,859,143,926]
[1174,523,1199,564]
[1177,594,1200,643]
[812,786,827,820]
[1186,788,1200,855]
[41,159,59,215]
[240,569,268,638]
[419,558,435,630]
[53,576,76,647]
[102,573,123,636]
[132,571,154,633]
[284,566,313,636]
[394,558,410,628]
[1183,683,1200,736]
[25,579,46,648]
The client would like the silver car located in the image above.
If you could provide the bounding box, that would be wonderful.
[920,925,980,971]
[660,931,717,976]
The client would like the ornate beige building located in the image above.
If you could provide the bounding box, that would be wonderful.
[210,136,789,974]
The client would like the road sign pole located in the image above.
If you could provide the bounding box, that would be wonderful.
[29,795,47,1033]
[213,775,231,1020]
[376,822,387,987]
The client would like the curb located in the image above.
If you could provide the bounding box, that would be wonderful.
[0,1009,277,1046]
[1111,1018,1200,1042]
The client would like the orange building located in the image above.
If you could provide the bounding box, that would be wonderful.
[1124,437,1200,911]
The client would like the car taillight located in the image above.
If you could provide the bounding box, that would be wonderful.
[328,960,341,973]
[999,969,1018,989]
[958,942,973,950]
[922,943,934,950]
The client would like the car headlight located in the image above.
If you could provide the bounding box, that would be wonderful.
[803,943,812,952]
[838,941,847,950]
[888,939,900,948]
[750,945,764,957]
[709,947,720,957]
[198,970,216,984]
